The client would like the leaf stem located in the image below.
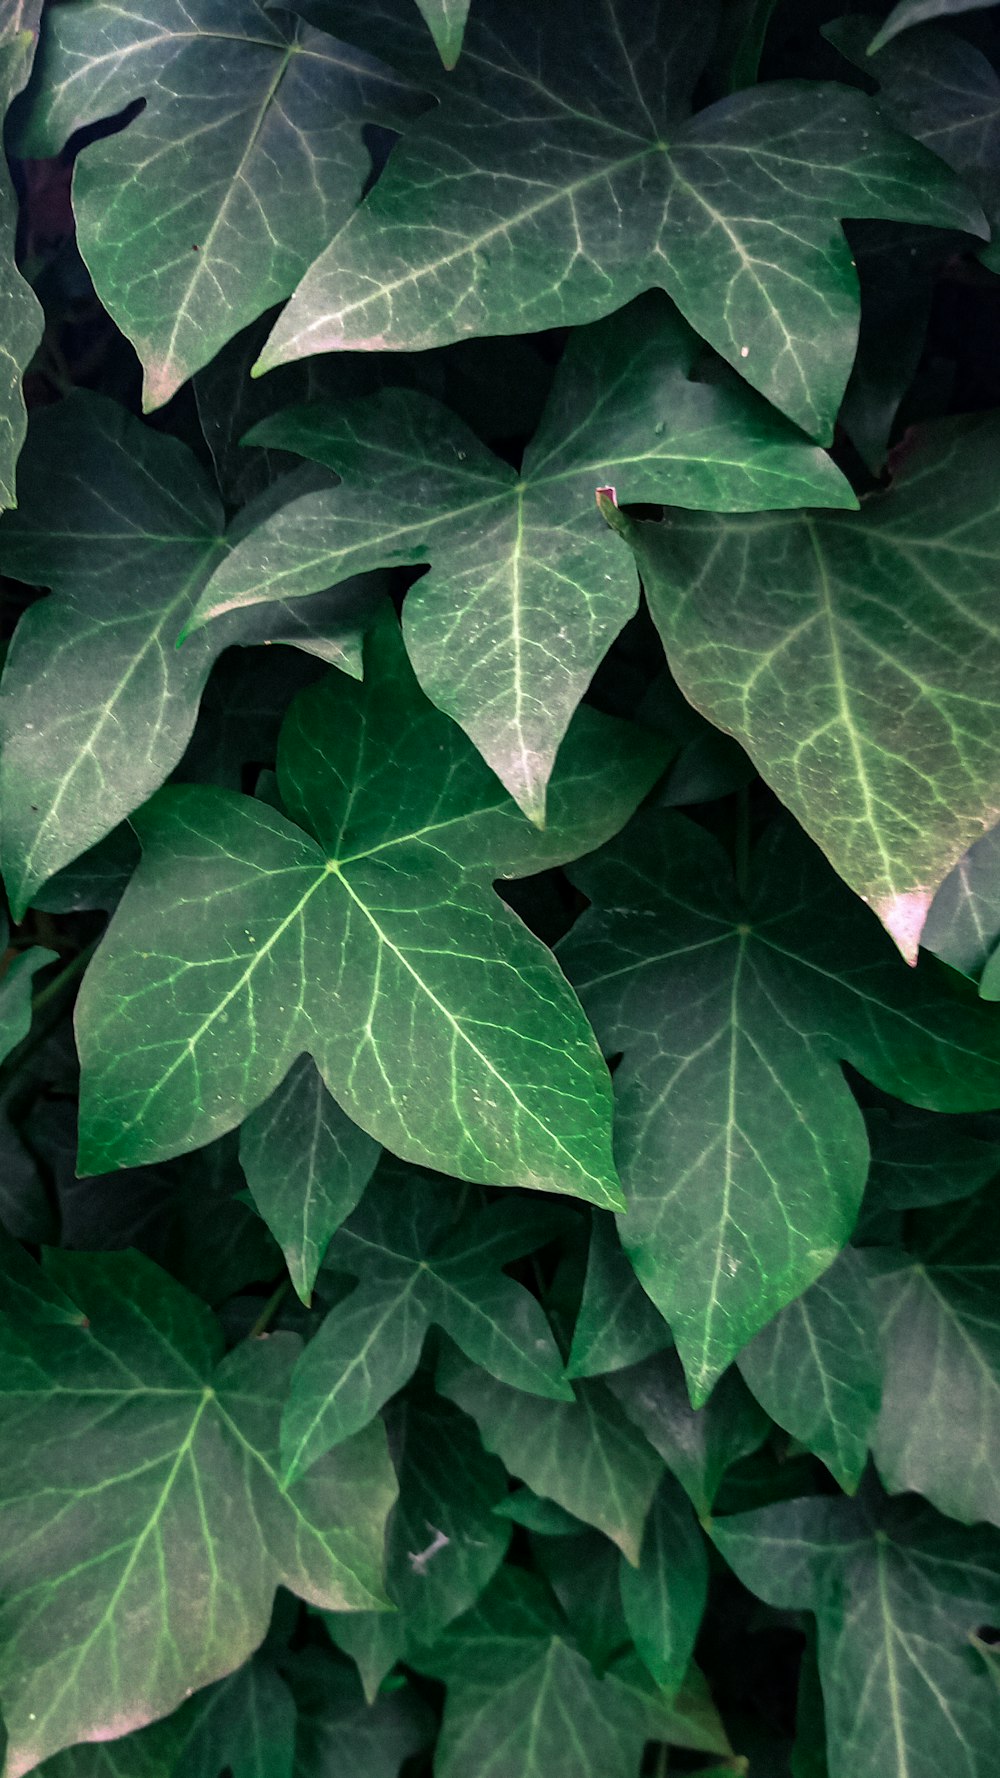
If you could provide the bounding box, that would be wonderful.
[249,1279,290,1339]
[31,938,100,1018]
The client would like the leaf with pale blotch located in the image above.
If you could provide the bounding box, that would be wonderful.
[76,614,664,1196]
[281,1173,570,1480]
[0,394,377,918]
[605,1351,768,1518]
[866,0,1000,54]
[189,294,848,821]
[322,1388,510,1698]
[867,1189,1000,1527]
[0,1247,396,1778]
[413,0,470,66]
[260,0,983,441]
[924,823,1000,984]
[16,0,422,408]
[619,1472,707,1694]
[737,1248,882,1491]
[239,1054,380,1304]
[603,414,1000,958]
[438,1346,663,1565]
[713,1485,1000,1778]
[562,811,1000,1398]
[567,1213,671,1380]
[0,7,43,509]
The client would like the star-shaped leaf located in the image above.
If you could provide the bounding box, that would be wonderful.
[601,413,1000,957]
[281,1172,570,1480]
[16,0,423,408]
[239,1054,381,1305]
[0,393,378,919]
[561,811,1000,1398]
[190,294,850,820]
[0,5,44,509]
[259,0,984,441]
[713,1485,1000,1778]
[76,613,666,1197]
[0,1246,396,1778]
[867,0,1000,54]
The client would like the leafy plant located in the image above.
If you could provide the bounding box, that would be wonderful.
[1,1,999,1775]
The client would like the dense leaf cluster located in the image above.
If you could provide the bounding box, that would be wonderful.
[1,0,1000,1774]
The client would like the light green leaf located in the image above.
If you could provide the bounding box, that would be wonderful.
[828,15,1000,272]
[190,294,847,820]
[239,1054,380,1305]
[16,0,422,408]
[867,1189,1000,1527]
[438,1346,663,1564]
[0,394,376,919]
[260,0,984,440]
[713,1486,1000,1778]
[413,0,471,67]
[605,1351,768,1518]
[0,1247,396,1778]
[562,812,1000,1396]
[322,1388,510,1697]
[493,1489,583,1537]
[0,6,43,509]
[281,1173,569,1479]
[867,0,1000,54]
[924,823,1000,984]
[736,1248,882,1491]
[603,413,1000,958]
[77,614,663,1196]
[567,1213,671,1380]
[619,1472,708,1694]
[289,1646,433,1778]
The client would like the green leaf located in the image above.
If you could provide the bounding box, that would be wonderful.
[239,1055,380,1305]
[605,1351,768,1518]
[0,920,56,1066]
[322,1388,510,1696]
[713,1485,1000,1778]
[0,1247,396,1777]
[532,1529,630,1669]
[0,8,44,509]
[924,823,1000,983]
[289,1646,433,1778]
[0,394,376,918]
[567,1213,671,1380]
[259,0,984,441]
[413,0,470,67]
[867,0,1000,54]
[281,1172,569,1479]
[564,810,1000,1395]
[76,615,661,1191]
[17,0,422,408]
[866,1188,1000,1527]
[189,296,847,821]
[604,414,1000,957]
[438,1346,663,1564]
[863,1105,1000,1212]
[736,1248,882,1491]
[828,15,1000,273]
[494,1489,583,1537]
[619,1472,708,1694]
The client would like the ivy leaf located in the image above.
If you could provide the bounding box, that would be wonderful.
[0,6,43,509]
[605,1351,768,1518]
[866,0,1000,54]
[281,1173,570,1479]
[562,811,1000,1397]
[289,1647,434,1778]
[736,1248,882,1491]
[76,613,663,1195]
[0,1247,397,1777]
[322,1388,511,1697]
[866,1189,1000,1527]
[189,296,848,822]
[413,0,470,67]
[619,1472,708,1694]
[601,414,1000,958]
[863,1105,1000,1212]
[438,1347,663,1564]
[713,1486,1000,1778]
[239,1055,380,1305]
[16,0,422,409]
[259,0,984,441]
[924,824,1000,983]
[828,15,1000,272]
[0,394,376,919]
[567,1213,671,1380]
[0,920,56,1066]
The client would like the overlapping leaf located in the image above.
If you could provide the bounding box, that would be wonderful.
[260,0,984,440]
[288,1647,433,1778]
[562,811,1000,1398]
[0,1247,396,1777]
[0,3,43,508]
[413,0,471,67]
[189,296,849,820]
[16,0,423,407]
[281,1173,569,1480]
[76,613,666,1195]
[604,1351,768,1517]
[601,413,1000,957]
[924,824,1000,984]
[714,1486,1000,1778]
[868,0,1000,53]
[0,911,55,1065]
[619,1472,707,1694]
[567,1214,671,1380]
[0,394,378,918]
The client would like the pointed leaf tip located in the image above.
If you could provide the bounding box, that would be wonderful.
[873,888,934,965]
